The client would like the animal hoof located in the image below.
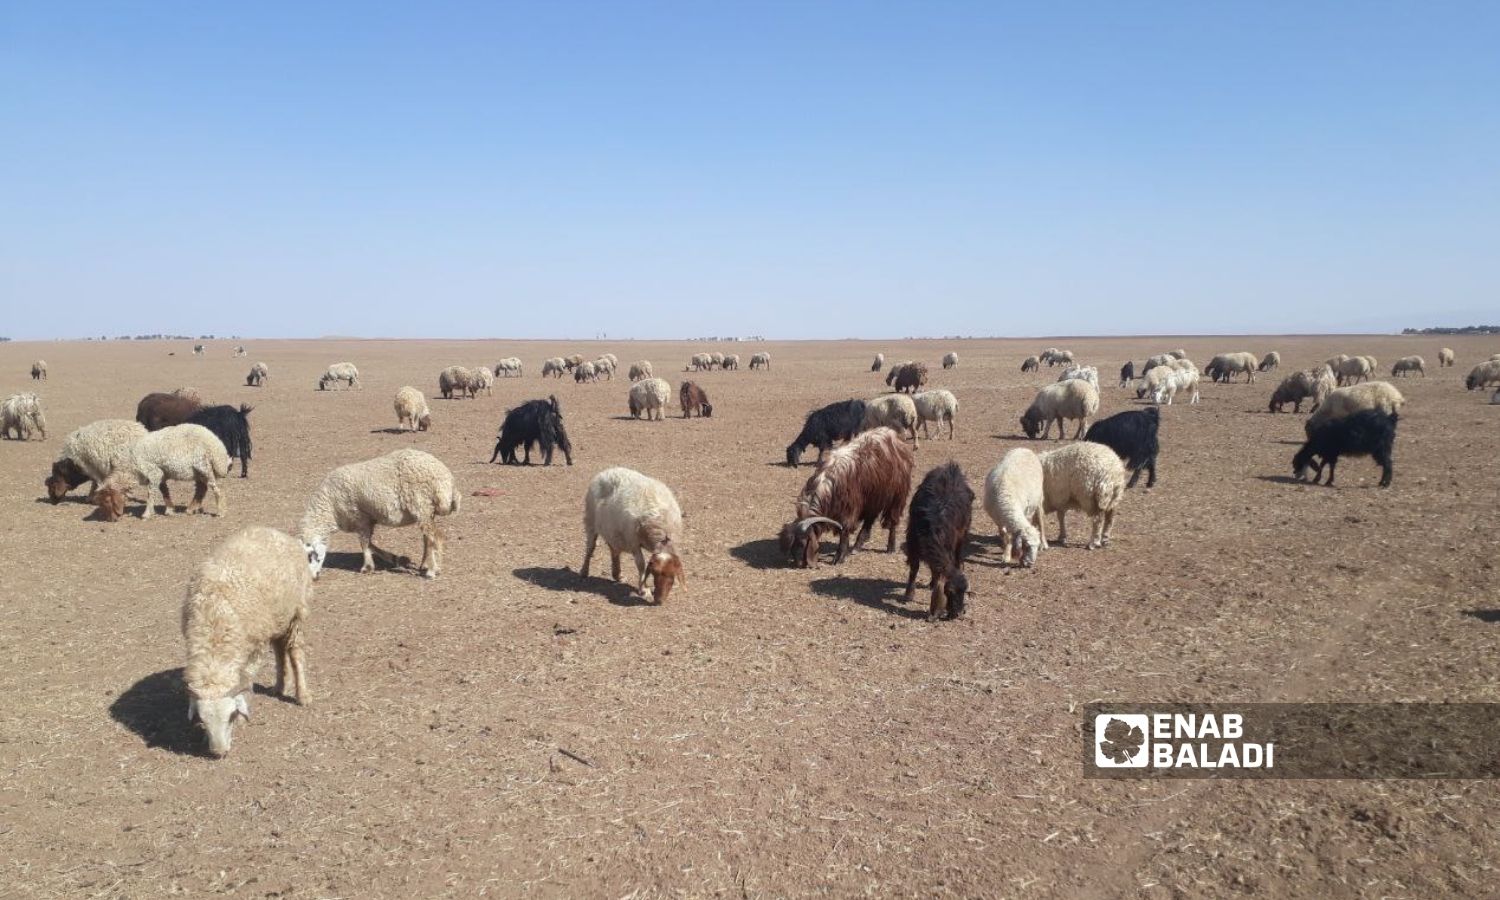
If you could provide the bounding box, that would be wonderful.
[422,570,437,580]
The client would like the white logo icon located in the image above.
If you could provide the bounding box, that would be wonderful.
[1095,714,1150,767]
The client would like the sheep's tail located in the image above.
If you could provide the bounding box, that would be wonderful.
[209,443,231,478]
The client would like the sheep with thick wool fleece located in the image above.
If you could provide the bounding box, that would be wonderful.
[862,394,920,446]
[628,361,654,381]
[46,419,146,502]
[1268,369,1322,413]
[246,362,270,386]
[1,393,46,440]
[628,378,671,420]
[580,467,686,603]
[941,351,959,369]
[1391,356,1425,378]
[749,352,771,370]
[1334,356,1373,385]
[493,357,523,377]
[1466,360,1500,391]
[438,366,475,399]
[1438,348,1455,367]
[31,360,47,380]
[1152,366,1201,405]
[779,427,914,567]
[871,353,885,372]
[1143,353,1174,371]
[1021,356,1040,372]
[1057,365,1099,389]
[983,448,1046,567]
[183,526,313,757]
[1038,441,1127,549]
[470,365,496,394]
[542,357,567,378]
[722,354,740,370]
[95,423,230,520]
[1020,379,1099,439]
[300,448,460,580]
[1258,351,1281,372]
[1206,352,1257,383]
[911,389,959,440]
[393,387,431,432]
[1306,382,1405,434]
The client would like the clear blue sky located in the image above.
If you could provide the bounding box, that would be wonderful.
[3,2,1497,340]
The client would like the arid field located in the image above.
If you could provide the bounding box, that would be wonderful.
[2,335,1498,898]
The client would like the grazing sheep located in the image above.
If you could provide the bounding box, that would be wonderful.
[1046,350,1075,368]
[45,419,146,502]
[786,399,867,467]
[580,467,686,603]
[749,351,771,370]
[394,386,432,432]
[470,365,496,394]
[911,389,958,440]
[1039,348,1060,366]
[679,381,712,418]
[628,360,654,381]
[1143,353,1174,371]
[193,344,205,356]
[710,352,726,369]
[542,357,567,378]
[600,353,619,369]
[983,448,1046,566]
[903,463,973,621]
[872,353,885,372]
[689,352,713,371]
[1306,364,1338,412]
[564,354,584,371]
[136,391,202,431]
[1335,356,1373,386]
[1206,352,1257,383]
[491,395,573,466]
[1325,354,1349,371]
[862,394,921,446]
[1,393,47,440]
[574,361,598,383]
[941,351,959,370]
[779,427,914,566]
[30,360,46,380]
[493,357,524,378]
[1293,410,1397,488]
[1020,379,1099,440]
[722,354,740,370]
[183,526,313,757]
[185,404,254,478]
[1021,356,1040,373]
[318,363,360,390]
[1438,348,1456,367]
[1057,365,1100,389]
[1037,441,1127,549]
[591,357,615,381]
[1391,356,1425,378]
[1169,349,1188,360]
[1465,360,1500,391]
[885,361,929,393]
[439,365,475,399]
[300,448,460,579]
[1257,351,1281,372]
[1084,407,1160,489]
[1118,361,1135,388]
[1307,382,1405,432]
[232,345,246,357]
[1268,369,1322,413]
[628,378,671,420]
[93,423,230,520]
[1151,365,1201,406]
[246,362,270,386]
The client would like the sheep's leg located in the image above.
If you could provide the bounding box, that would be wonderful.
[1377,451,1393,487]
[610,549,622,583]
[580,530,598,577]
[186,477,206,514]
[1126,467,1142,489]
[947,416,955,440]
[1144,458,1156,488]
[419,524,441,579]
[272,635,288,696]
[358,526,378,573]
[833,529,853,564]
[1033,509,1049,552]
[1055,511,1067,546]
[851,518,875,551]
[1088,514,1105,549]
[1101,509,1115,546]
[999,527,1013,564]
[631,549,649,595]
[902,557,920,604]
[1073,418,1087,439]
[285,622,310,703]
[1324,457,1338,486]
[928,572,948,621]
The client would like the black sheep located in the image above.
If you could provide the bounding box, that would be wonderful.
[1084,407,1160,488]
[1292,409,1396,487]
[1118,361,1135,387]
[903,462,974,621]
[186,404,254,477]
[491,395,574,466]
[785,399,867,467]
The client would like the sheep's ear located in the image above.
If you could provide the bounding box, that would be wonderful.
[187,698,199,723]
[234,693,250,720]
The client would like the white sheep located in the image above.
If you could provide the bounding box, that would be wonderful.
[942,351,959,369]
[438,365,475,398]
[1020,379,1099,439]
[749,351,771,370]
[96,423,230,519]
[1038,441,1127,549]
[983,448,1046,566]
[246,362,269,386]
[393,386,431,431]
[493,357,523,377]
[470,365,496,394]
[601,353,619,369]
[1333,356,1373,386]
[183,526,313,757]
[232,345,247,357]
[871,352,885,372]
[1307,382,1405,430]
[1057,365,1100,389]
[46,419,146,500]
[628,377,671,419]
[1438,348,1455,367]
[542,357,567,378]
[1208,352,1258,383]
[591,357,615,380]
[1168,349,1188,360]
[300,448,460,579]
[689,352,713,371]
[1153,365,1201,405]
[1,392,46,440]
[1021,356,1040,372]
[580,467,686,603]
[574,360,598,383]
[1143,353,1174,371]
[911,389,959,440]
[31,359,47,380]
[1391,356,1425,378]
[319,362,360,390]
[628,360,654,381]
[862,394,920,446]
[710,351,726,368]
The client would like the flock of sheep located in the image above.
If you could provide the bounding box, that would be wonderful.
[7,340,1500,757]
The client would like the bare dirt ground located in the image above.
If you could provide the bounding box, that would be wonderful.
[2,335,1498,898]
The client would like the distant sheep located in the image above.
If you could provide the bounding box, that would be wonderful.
[1144,353,1174,371]
[1118,361,1135,387]
[1293,409,1397,488]
[232,345,246,357]
[93,423,230,520]
[439,365,475,399]
[1257,351,1281,372]
[185,404,254,477]
[591,357,615,381]
[902,462,973,620]
[885,361,929,393]
[136,391,202,431]
[1169,349,1188,360]
[862,394,920,446]
[1391,356,1425,378]
[491,395,573,466]
[1085,407,1160,489]
[911,389,958,440]
[1306,364,1337,412]
[679,381,712,418]
[574,361,598,383]
[1335,356,1373,386]
[1307,382,1404,431]
[183,526,313,757]
[786,399,867,467]
[246,362,269,386]
[871,353,885,372]
[46,419,146,502]
[600,353,619,369]
[941,351,959,370]
[1,393,47,440]
[1039,348,1060,365]
[1057,365,1099,389]
[628,378,671,420]
[318,363,360,390]
[1020,379,1099,440]
[1438,348,1455,367]
[1038,441,1127,549]
[779,427,914,566]
[300,448,460,579]
[1206,352,1257,383]
[1465,360,1500,391]
[628,360,654,381]
[722,354,740,370]
[983,448,1046,567]
[710,352,726,368]
[1151,365,1201,405]
[689,352,713,371]
[193,344,205,356]
[749,352,771,370]
[1021,356,1040,373]
[542,357,567,378]
[1268,369,1322,413]
[30,360,46,380]
[1044,350,1074,368]
[470,365,496,394]
[580,467,686,603]
[493,357,524,378]
[564,354,584,371]
[394,387,432,432]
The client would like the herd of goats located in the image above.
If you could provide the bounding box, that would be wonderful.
[6,342,1500,756]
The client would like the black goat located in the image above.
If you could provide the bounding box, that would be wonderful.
[186,404,253,477]
[491,395,574,466]
[1084,407,1160,488]
[1292,410,1396,487]
[1119,361,1135,387]
[903,462,973,621]
[785,399,866,467]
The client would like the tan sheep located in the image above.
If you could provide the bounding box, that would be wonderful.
[1038,441,1127,549]
[393,386,431,431]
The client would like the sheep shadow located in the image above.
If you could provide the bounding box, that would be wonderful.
[369,427,414,435]
[808,576,928,620]
[34,495,92,506]
[1463,610,1500,624]
[321,550,415,574]
[1253,475,1304,486]
[110,668,203,756]
[729,538,784,570]
[512,565,651,607]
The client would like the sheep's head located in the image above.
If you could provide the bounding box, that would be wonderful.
[779,516,840,567]
[643,548,685,603]
[417,413,432,432]
[304,538,328,578]
[1019,410,1043,439]
[700,402,713,418]
[1291,446,1318,482]
[943,571,970,617]
[785,444,802,467]
[550,418,574,465]
[45,459,88,503]
[91,485,127,521]
[189,692,249,757]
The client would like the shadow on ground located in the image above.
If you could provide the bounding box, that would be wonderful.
[513,566,651,606]
[809,576,927,620]
[110,668,203,756]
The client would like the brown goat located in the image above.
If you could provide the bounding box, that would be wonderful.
[136,392,203,431]
[679,381,712,418]
[779,427,914,567]
[885,362,929,394]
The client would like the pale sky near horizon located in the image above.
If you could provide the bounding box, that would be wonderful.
[3,2,1497,341]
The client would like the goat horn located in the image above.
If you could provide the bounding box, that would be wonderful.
[796,516,843,534]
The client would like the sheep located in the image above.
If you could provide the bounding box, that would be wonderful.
[591,357,615,380]
[1325,354,1350,371]
[438,365,475,399]
[493,357,524,378]
[1257,351,1281,372]
[862,393,921,446]
[911,389,959,440]
[1021,356,1040,373]
[749,351,771,370]
[1361,355,1379,373]
[710,352,726,368]
[1118,361,1135,387]
[232,345,247,357]
[470,365,496,394]
[1039,348,1060,365]
[580,467,686,603]
[564,354,584,371]
[135,391,202,431]
[688,352,711,371]
[1268,369,1322,413]
[1,393,46,440]
[300,448,460,579]
[1037,441,1127,549]
[1334,356,1373,385]
[30,360,46,380]
[1438,348,1456,367]
[903,462,973,621]
[45,419,146,502]
[1020,379,1099,440]
[1206,352,1257,383]
[1307,382,1404,432]
[628,360,654,381]
[542,357,567,378]
[318,362,360,390]
[1136,365,1172,400]
[394,386,432,432]
[1084,407,1160,489]
[186,404,254,477]
[182,526,313,757]
[679,381,712,418]
[722,354,740,370]
[1144,353,1174,371]
[941,351,959,370]
[1293,410,1397,488]
[93,423,230,521]
[872,353,885,372]
[1152,365,1201,406]
[1169,349,1188,360]
[491,395,573,466]
[600,353,619,369]
[1391,356,1425,378]
[1057,365,1100,389]
[627,377,671,420]
[885,361,929,393]
[573,361,598,383]
[983,448,1046,567]
[193,344,205,356]
[786,399,867,467]
[1465,360,1500,391]
[1046,350,1075,368]
[246,362,270,386]
[779,427,914,566]
[1306,364,1338,412]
